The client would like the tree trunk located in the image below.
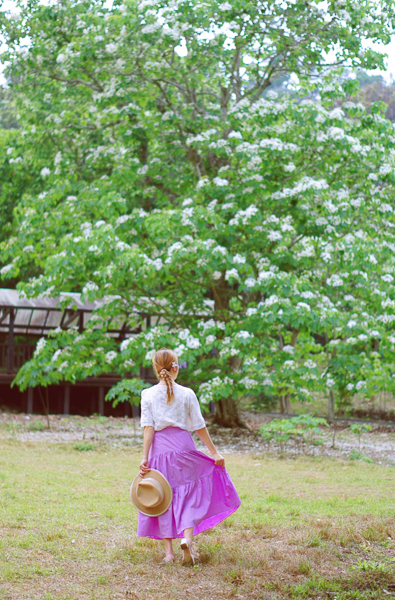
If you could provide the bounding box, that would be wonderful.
[210,279,251,429]
[328,390,335,423]
[280,394,291,414]
[212,397,249,428]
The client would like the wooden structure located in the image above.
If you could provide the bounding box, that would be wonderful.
[0,288,153,416]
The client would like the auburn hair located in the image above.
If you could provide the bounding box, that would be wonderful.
[152,347,178,404]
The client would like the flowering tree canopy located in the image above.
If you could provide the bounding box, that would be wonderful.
[1,0,395,426]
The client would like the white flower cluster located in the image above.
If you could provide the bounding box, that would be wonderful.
[105,351,117,364]
[259,138,298,152]
[225,268,239,281]
[236,330,253,339]
[178,328,201,349]
[198,376,234,404]
[213,177,229,187]
[51,349,63,362]
[197,318,226,332]
[34,338,47,357]
[186,129,217,144]
[272,177,328,200]
[82,281,99,296]
[239,377,258,390]
[282,345,294,354]
[228,205,258,226]
[120,337,134,352]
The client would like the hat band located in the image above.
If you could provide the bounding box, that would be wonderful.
[136,478,165,508]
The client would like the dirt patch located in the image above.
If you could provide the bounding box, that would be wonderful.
[1,410,395,466]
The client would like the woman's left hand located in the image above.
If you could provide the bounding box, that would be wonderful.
[139,458,150,477]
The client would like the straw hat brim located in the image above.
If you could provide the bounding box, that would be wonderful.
[130,468,173,517]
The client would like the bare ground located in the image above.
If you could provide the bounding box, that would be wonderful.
[1,409,395,466]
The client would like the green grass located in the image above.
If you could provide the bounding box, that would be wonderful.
[73,442,95,452]
[0,440,394,599]
[27,420,46,432]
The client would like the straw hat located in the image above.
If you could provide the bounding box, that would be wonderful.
[130,469,173,517]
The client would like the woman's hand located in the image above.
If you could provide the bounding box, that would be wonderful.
[139,458,150,477]
[211,451,225,469]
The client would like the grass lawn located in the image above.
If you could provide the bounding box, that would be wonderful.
[0,438,394,600]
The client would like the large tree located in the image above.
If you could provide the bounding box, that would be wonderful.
[1,0,395,426]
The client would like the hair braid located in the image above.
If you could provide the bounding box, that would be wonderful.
[158,368,175,404]
[152,348,178,404]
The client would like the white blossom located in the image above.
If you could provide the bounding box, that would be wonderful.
[82,281,99,295]
[225,268,239,281]
[213,177,229,186]
[304,359,317,369]
[116,215,131,225]
[34,338,47,357]
[282,345,294,354]
[141,22,161,34]
[120,338,133,352]
[267,231,283,242]
[186,336,201,349]
[327,275,343,287]
[382,274,394,283]
[51,349,63,362]
[0,264,14,275]
[297,302,311,312]
[329,108,345,119]
[245,278,257,288]
[239,377,258,389]
[105,351,118,363]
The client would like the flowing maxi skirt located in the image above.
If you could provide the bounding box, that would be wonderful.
[137,426,242,540]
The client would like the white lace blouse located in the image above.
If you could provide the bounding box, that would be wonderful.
[140,382,206,432]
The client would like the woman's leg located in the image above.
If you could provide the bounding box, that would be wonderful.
[183,527,194,542]
[181,527,197,563]
[163,537,174,559]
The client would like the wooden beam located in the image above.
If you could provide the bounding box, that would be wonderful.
[98,386,104,416]
[27,387,33,414]
[0,307,12,325]
[78,311,84,333]
[41,309,50,336]
[61,309,78,329]
[25,309,34,334]
[7,309,14,374]
[64,386,70,415]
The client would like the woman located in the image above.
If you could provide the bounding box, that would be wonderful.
[137,347,241,565]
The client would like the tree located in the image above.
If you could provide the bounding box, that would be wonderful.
[1,0,395,427]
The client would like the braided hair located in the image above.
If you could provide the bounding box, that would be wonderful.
[152,348,179,404]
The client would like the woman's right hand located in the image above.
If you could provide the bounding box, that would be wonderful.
[211,451,225,469]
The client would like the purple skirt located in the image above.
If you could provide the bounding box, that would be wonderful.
[137,426,241,540]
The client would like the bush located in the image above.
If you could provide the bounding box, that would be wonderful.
[74,442,95,452]
[349,450,373,463]
[27,420,46,431]
[259,415,329,454]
